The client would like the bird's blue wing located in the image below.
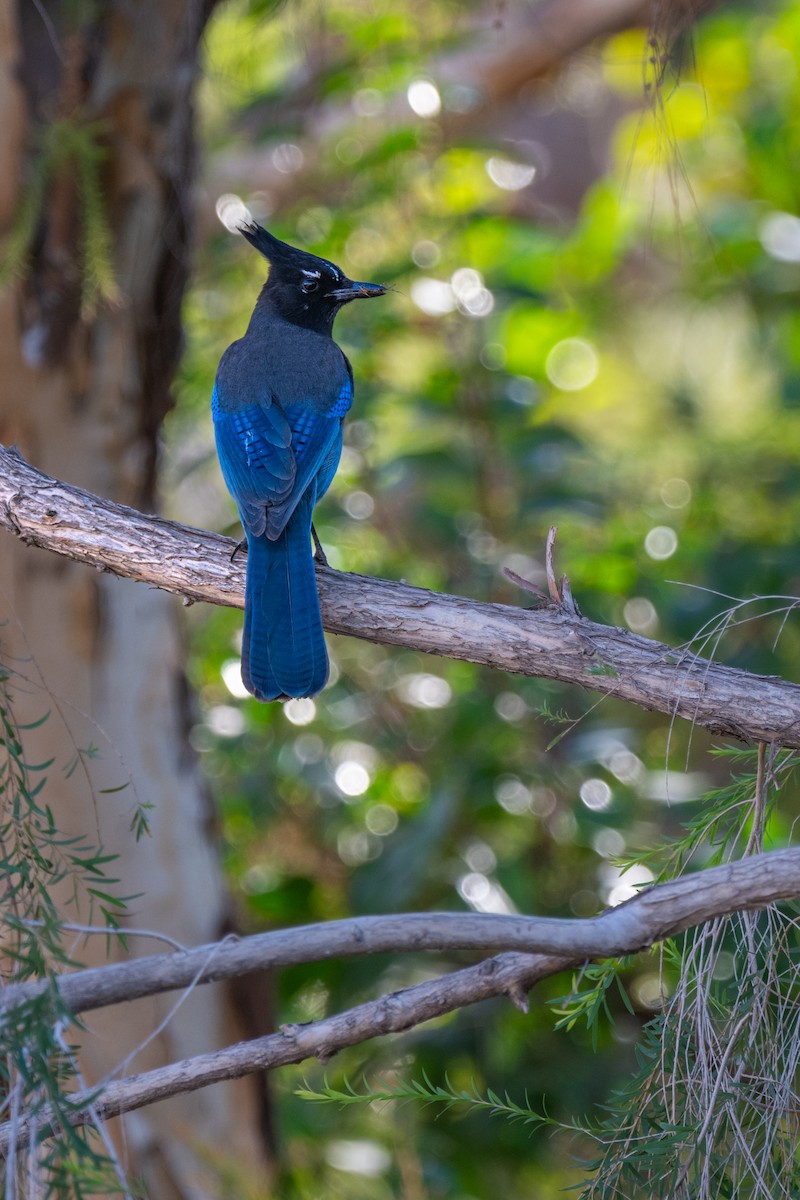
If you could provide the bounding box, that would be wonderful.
[212,384,295,537]
[212,373,353,540]
[266,375,353,536]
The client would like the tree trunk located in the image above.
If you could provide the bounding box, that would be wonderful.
[0,1,266,1191]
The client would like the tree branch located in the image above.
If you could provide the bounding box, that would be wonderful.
[3,847,800,1154]
[2,850,800,1019]
[0,950,565,1156]
[2,443,800,746]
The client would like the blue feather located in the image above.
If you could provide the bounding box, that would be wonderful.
[242,489,328,701]
[211,226,384,702]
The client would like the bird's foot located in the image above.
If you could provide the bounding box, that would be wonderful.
[230,538,248,564]
[311,524,329,567]
[504,526,581,616]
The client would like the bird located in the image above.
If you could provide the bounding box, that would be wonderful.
[212,222,385,702]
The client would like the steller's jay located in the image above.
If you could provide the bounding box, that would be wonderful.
[212,222,385,701]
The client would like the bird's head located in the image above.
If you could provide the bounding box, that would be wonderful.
[239,222,385,332]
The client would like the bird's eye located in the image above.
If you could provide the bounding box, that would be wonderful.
[301,279,319,294]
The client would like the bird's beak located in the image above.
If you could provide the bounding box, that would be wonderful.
[327,281,387,302]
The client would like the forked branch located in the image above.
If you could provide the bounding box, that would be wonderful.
[2,848,800,1154]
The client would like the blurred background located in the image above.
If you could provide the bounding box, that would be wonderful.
[164,0,800,1193]
[4,0,800,1195]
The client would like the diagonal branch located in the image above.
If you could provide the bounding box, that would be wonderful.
[2,950,564,1156]
[3,847,800,1154]
[2,443,800,746]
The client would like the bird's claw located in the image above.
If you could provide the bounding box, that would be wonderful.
[311,524,329,567]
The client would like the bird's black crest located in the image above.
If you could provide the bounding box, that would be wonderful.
[238,221,343,280]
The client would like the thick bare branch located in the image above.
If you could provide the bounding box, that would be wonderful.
[3,849,800,1019]
[2,443,800,745]
[3,847,800,1154]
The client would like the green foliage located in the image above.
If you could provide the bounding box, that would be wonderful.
[297,1071,550,1131]
[169,0,800,1192]
[8,0,800,1193]
[0,117,118,314]
[289,740,800,1199]
[544,745,800,1197]
[578,903,800,1199]
[635,745,800,880]
[0,667,133,1198]
[550,958,637,1050]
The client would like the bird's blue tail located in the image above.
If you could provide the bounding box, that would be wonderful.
[242,492,329,701]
